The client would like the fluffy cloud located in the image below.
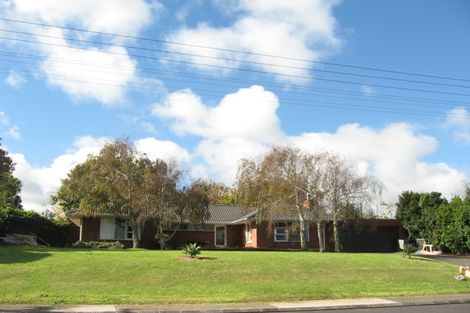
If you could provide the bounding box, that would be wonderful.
[445,107,470,143]
[11,136,190,211]
[166,0,343,82]
[153,85,285,142]
[1,0,160,105]
[11,136,110,211]
[134,137,191,164]
[153,85,285,181]
[0,111,20,139]
[154,86,468,203]
[5,69,26,88]
[290,123,467,202]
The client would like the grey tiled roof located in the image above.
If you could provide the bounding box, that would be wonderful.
[206,205,256,224]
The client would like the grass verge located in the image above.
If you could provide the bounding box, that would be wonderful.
[0,246,468,304]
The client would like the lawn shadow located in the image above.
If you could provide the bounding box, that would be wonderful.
[0,246,51,264]
[178,255,217,261]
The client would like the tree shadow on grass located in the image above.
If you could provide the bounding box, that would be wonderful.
[0,246,51,264]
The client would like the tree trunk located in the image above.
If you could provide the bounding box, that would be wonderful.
[131,224,141,248]
[333,211,340,252]
[299,213,307,250]
[317,221,324,252]
[158,224,166,250]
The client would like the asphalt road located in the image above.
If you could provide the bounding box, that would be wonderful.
[293,303,470,313]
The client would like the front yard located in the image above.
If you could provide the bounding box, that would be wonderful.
[0,246,468,304]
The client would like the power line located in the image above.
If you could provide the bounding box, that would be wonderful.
[0,68,465,119]
[2,28,470,90]
[2,56,469,113]
[4,49,468,107]
[2,16,470,83]
[2,35,470,98]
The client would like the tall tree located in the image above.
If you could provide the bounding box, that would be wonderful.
[0,140,22,208]
[237,147,328,251]
[323,154,380,252]
[54,138,209,248]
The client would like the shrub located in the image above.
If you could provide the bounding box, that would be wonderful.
[72,241,125,249]
[402,243,417,259]
[0,205,76,247]
[182,243,201,258]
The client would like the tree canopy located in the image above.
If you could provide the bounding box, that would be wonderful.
[236,147,378,251]
[54,138,210,248]
[0,140,22,208]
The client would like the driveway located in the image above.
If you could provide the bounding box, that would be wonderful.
[423,255,470,267]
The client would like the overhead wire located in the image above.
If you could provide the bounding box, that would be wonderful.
[2,28,470,90]
[2,16,470,83]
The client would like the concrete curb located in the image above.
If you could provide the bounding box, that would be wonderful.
[1,294,470,313]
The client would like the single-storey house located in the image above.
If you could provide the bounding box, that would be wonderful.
[69,204,406,251]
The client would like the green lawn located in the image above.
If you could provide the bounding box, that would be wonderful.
[0,246,468,304]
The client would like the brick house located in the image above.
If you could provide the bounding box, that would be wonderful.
[69,204,406,251]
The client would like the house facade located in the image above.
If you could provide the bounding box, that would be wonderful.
[69,204,406,251]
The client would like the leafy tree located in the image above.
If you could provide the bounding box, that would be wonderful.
[54,138,209,249]
[396,191,422,237]
[396,191,446,239]
[0,140,22,208]
[195,180,237,205]
[323,154,380,252]
[237,147,329,251]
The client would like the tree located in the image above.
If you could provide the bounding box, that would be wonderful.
[0,140,22,208]
[396,191,446,239]
[323,154,380,252]
[196,180,237,205]
[237,147,328,251]
[395,188,469,254]
[54,138,209,248]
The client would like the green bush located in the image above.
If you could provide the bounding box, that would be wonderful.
[72,241,125,249]
[0,205,76,247]
[182,243,201,258]
[402,243,417,259]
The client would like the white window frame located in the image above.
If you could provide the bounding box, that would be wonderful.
[274,223,288,242]
[245,223,253,243]
[274,222,310,242]
[214,225,227,247]
[125,221,133,240]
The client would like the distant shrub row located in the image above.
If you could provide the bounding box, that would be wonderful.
[0,205,77,247]
[72,241,125,249]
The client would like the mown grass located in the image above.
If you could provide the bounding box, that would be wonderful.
[0,246,468,304]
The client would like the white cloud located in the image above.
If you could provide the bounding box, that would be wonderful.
[445,107,470,143]
[8,0,157,37]
[153,85,285,143]
[290,123,467,203]
[360,85,375,96]
[11,136,110,211]
[154,87,468,203]
[12,135,190,211]
[134,137,191,164]
[0,111,20,139]
[5,69,26,88]
[166,0,343,82]
[1,0,160,105]
[153,85,286,181]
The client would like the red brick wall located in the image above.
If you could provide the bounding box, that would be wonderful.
[169,230,214,248]
[244,223,257,248]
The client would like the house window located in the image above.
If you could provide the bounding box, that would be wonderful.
[125,223,133,240]
[274,222,309,242]
[274,223,288,242]
[100,217,133,240]
[246,223,252,243]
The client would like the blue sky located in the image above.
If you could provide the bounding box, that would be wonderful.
[1,0,470,211]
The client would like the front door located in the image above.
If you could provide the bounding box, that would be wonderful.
[215,226,226,247]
